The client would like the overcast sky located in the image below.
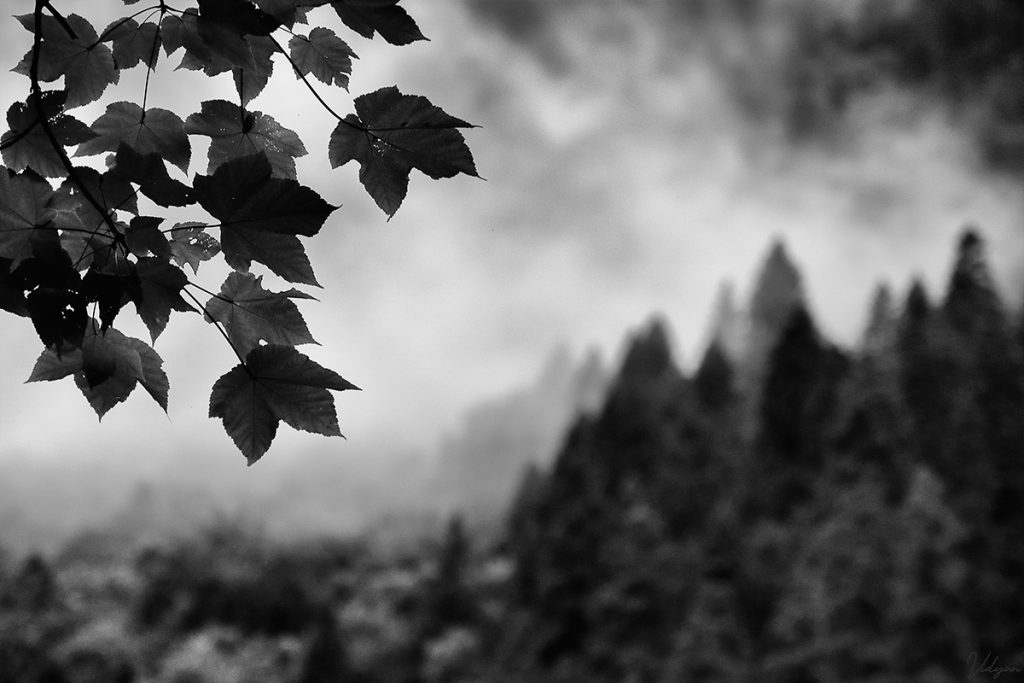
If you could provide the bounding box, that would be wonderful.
[2,0,1023,486]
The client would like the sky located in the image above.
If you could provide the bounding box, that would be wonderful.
[1,0,1024,543]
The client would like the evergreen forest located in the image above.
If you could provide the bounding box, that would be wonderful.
[2,227,1022,681]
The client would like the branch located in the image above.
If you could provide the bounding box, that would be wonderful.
[183,287,247,366]
[42,1,77,40]
[29,0,127,253]
[267,34,356,128]
[0,121,39,151]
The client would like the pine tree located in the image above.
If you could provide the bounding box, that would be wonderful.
[941,229,1024,657]
[507,463,547,603]
[694,340,736,414]
[705,280,746,363]
[830,282,912,501]
[747,305,848,520]
[744,239,806,393]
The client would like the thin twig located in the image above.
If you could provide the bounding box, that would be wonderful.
[183,287,247,366]
[267,34,355,127]
[30,0,127,256]
[42,1,77,40]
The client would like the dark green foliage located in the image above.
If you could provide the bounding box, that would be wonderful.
[483,230,1024,681]
[694,339,735,413]
[749,305,848,519]
[0,0,475,463]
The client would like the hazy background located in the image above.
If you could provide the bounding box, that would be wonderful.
[2,0,1023,553]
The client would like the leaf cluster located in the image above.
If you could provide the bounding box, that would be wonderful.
[0,0,477,463]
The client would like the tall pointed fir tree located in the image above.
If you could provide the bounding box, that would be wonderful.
[829,282,913,502]
[743,240,806,396]
[941,229,1024,657]
[746,304,848,520]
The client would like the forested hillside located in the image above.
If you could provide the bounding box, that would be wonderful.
[2,228,1021,680]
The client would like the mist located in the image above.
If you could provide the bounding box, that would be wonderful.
[1,0,1024,554]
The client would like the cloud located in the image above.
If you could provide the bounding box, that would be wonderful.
[1,0,1023,549]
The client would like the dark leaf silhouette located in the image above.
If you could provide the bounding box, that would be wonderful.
[111,143,194,208]
[125,216,172,260]
[205,271,317,357]
[57,168,138,226]
[81,261,137,332]
[77,102,190,173]
[0,257,29,316]
[331,0,425,45]
[209,344,358,464]
[168,223,220,274]
[14,13,118,108]
[1,92,96,177]
[29,324,165,417]
[102,19,161,70]
[186,100,307,179]
[289,28,356,88]
[0,170,56,268]
[198,0,282,37]
[133,257,193,341]
[193,153,335,284]
[234,36,277,106]
[162,9,255,75]
[330,86,477,215]
[1,0,474,461]
[257,0,308,27]
[124,336,169,411]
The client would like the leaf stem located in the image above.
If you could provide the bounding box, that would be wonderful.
[42,1,77,40]
[267,34,357,128]
[0,121,40,151]
[185,279,232,305]
[183,288,247,365]
[160,222,221,234]
[91,5,164,45]
[29,0,128,255]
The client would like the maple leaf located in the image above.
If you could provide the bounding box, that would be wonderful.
[185,100,307,179]
[193,153,336,285]
[234,36,277,106]
[125,216,172,260]
[28,324,168,417]
[163,3,278,78]
[209,344,358,464]
[331,0,425,45]
[0,170,57,268]
[48,182,118,272]
[133,257,194,341]
[102,18,161,70]
[76,102,190,173]
[168,223,220,274]
[26,344,82,382]
[111,143,194,208]
[289,28,356,88]
[256,0,308,27]
[329,86,477,216]
[198,0,281,37]
[18,242,89,351]
[124,336,170,411]
[14,14,119,108]
[205,271,317,357]
[162,9,254,75]
[1,91,96,178]
[0,257,29,317]
[81,259,137,332]
[57,168,138,235]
